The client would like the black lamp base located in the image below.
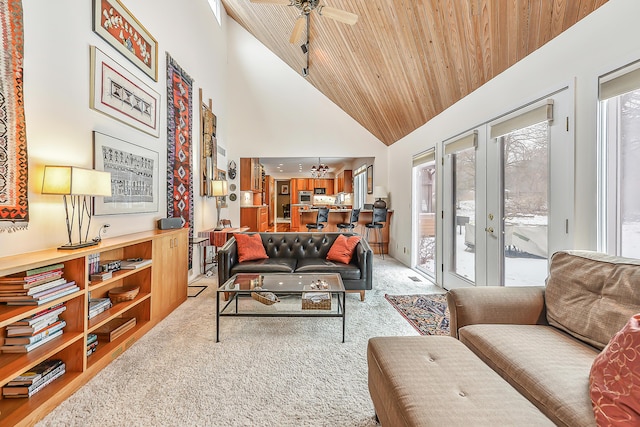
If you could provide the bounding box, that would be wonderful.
[373,199,387,209]
[58,240,99,250]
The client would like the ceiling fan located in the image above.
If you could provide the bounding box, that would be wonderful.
[250,0,358,44]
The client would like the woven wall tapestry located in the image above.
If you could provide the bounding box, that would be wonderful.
[0,0,28,232]
[166,53,194,268]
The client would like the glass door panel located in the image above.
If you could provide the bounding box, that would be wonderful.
[413,160,437,278]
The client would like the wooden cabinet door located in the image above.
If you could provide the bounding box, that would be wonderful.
[152,231,188,321]
[343,170,353,193]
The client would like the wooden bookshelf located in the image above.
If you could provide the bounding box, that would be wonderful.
[0,229,188,426]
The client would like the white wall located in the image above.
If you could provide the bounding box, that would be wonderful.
[224,20,387,226]
[387,0,640,267]
[1,0,228,270]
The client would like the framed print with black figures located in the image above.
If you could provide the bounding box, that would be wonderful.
[93,132,159,215]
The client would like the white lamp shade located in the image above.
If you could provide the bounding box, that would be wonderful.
[210,180,228,197]
[373,186,388,198]
[42,166,112,196]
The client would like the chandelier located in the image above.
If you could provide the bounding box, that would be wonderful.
[310,158,329,178]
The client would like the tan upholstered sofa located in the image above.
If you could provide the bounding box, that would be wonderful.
[367,250,640,426]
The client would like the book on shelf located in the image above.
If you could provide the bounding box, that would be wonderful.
[0,270,64,289]
[119,258,152,269]
[7,308,66,335]
[88,298,112,319]
[3,320,67,345]
[4,284,79,306]
[0,280,72,301]
[5,359,64,387]
[25,263,65,277]
[87,333,98,346]
[0,329,63,353]
[94,317,136,342]
[3,363,66,398]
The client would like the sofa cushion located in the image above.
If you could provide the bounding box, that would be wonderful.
[234,233,268,263]
[295,258,362,280]
[589,313,640,425]
[367,336,555,427]
[326,234,361,264]
[230,258,296,275]
[545,250,640,350]
[459,324,598,427]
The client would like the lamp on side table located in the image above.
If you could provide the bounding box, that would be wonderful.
[210,180,228,230]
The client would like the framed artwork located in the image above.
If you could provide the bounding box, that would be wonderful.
[367,165,374,194]
[90,46,161,137]
[281,184,289,195]
[93,131,159,215]
[92,0,158,81]
[199,89,217,196]
[217,170,227,208]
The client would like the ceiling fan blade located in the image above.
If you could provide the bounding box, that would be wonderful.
[317,5,358,25]
[250,0,292,5]
[289,15,306,44]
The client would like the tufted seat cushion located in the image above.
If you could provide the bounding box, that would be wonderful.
[230,258,296,275]
[367,336,554,426]
[295,258,362,280]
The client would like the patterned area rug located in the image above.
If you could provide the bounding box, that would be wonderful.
[166,53,194,267]
[0,0,29,231]
[385,293,450,336]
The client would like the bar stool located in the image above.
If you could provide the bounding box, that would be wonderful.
[365,208,387,258]
[306,207,330,231]
[337,209,361,233]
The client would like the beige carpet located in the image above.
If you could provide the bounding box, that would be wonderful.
[37,256,442,427]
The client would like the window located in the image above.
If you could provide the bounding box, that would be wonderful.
[207,0,222,26]
[353,165,367,210]
[599,63,640,258]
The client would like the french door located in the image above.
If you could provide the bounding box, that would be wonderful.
[442,89,574,288]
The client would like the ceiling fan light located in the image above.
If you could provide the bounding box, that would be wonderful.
[317,5,358,25]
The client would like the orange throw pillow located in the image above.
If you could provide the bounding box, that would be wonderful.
[589,313,640,426]
[326,234,361,264]
[234,233,268,263]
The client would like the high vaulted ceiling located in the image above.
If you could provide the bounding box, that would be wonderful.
[221,0,608,145]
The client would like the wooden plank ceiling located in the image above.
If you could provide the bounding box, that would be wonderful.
[221,0,608,146]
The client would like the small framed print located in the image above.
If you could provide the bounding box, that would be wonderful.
[93,131,159,215]
[90,46,161,137]
[92,0,158,81]
[281,184,289,195]
[367,165,374,194]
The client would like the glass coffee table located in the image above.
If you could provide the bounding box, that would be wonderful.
[216,273,346,343]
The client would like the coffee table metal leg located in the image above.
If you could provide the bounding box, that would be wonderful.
[342,291,346,343]
[216,290,220,342]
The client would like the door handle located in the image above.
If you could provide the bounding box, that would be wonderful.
[485,227,494,233]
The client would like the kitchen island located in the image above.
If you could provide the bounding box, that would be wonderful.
[297,208,393,254]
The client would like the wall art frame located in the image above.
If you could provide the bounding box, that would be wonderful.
[367,164,374,194]
[199,88,217,196]
[90,46,161,137]
[92,0,158,81]
[93,131,159,215]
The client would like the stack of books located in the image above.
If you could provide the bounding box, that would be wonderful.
[88,297,112,319]
[2,359,66,398]
[0,263,79,306]
[86,333,98,356]
[1,304,67,353]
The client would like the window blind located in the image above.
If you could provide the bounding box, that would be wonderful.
[490,100,554,139]
[600,66,640,100]
[444,131,477,155]
[412,149,435,167]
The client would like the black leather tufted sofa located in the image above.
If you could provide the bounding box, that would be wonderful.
[217,232,373,300]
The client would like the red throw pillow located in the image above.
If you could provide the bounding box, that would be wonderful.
[589,313,640,425]
[234,233,268,263]
[326,234,361,264]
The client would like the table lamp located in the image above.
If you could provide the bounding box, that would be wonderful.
[42,165,112,250]
[373,186,388,209]
[210,180,228,230]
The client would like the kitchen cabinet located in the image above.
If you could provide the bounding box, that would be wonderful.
[240,158,264,193]
[335,170,353,193]
[240,206,268,232]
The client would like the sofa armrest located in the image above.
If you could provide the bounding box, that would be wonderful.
[446,286,547,339]
[354,239,373,290]
[217,237,238,285]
